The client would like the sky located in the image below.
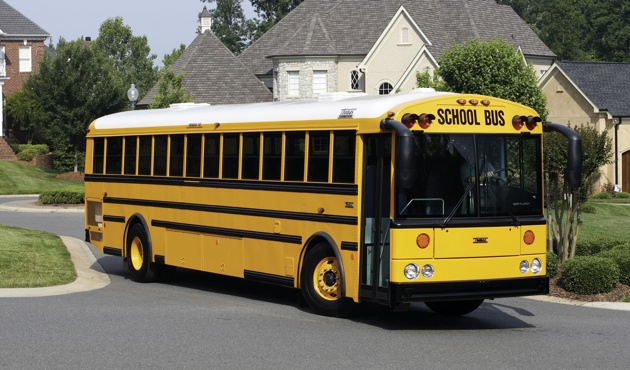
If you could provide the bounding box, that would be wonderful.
[9,0,255,66]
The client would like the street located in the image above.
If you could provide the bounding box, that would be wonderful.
[1,195,629,370]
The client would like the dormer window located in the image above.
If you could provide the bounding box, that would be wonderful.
[400,27,410,44]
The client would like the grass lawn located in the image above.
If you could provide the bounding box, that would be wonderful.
[0,224,77,288]
[579,201,630,241]
[0,160,83,195]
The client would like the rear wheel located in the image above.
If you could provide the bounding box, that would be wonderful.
[126,223,158,283]
[424,299,484,316]
[301,243,354,317]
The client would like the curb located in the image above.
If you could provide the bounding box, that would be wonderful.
[0,236,110,297]
[0,195,83,213]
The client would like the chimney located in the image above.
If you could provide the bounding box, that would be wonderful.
[199,6,212,33]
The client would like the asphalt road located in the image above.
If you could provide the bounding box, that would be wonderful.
[1,195,629,370]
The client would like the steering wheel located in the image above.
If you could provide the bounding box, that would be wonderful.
[493,168,517,185]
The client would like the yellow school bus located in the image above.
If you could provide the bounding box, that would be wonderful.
[84,90,581,316]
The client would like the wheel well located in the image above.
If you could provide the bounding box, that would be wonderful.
[123,214,151,258]
[299,232,345,296]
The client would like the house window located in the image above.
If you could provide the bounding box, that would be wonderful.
[379,82,393,95]
[400,27,410,44]
[19,46,32,73]
[1,46,6,77]
[350,70,360,90]
[313,70,327,94]
[288,71,299,96]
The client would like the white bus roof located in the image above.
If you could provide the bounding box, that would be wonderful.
[92,90,453,130]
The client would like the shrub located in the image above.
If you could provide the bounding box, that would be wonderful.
[16,144,49,161]
[561,256,620,294]
[575,237,627,256]
[598,247,630,285]
[53,150,85,173]
[614,192,630,199]
[580,203,596,213]
[546,251,559,277]
[592,192,612,199]
[39,189,84,205]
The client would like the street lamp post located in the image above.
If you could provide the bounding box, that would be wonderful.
[127,83,138,110]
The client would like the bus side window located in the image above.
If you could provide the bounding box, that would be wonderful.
[153,136,168,176]
[92,138,104,174]
[203,134,219,178]
[242,133,260,180]
[105,137,122,175]
[123,136,137,175]
[285,132,305,181]
[333,130,356,183]
[262,132,281,181]
[138,136,152,176]
[169,134,185,177]
[308,131,329,182]
[186,134,202,178]
[222,134,239,179]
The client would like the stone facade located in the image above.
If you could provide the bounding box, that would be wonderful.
[273,59,338,101]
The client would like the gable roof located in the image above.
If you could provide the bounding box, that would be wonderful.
[551,61,630,117]
[140,30,272,106]
[238,0,554,75]
[0,0,49,37]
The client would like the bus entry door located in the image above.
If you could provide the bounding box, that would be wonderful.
[360,135,392,305]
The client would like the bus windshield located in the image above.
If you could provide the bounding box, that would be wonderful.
[397,133,542,218]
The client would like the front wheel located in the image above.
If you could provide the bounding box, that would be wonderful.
[301,243,354,317]
[126,223,158,283]
[424,299,484,316]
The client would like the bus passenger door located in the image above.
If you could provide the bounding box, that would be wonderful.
[360,134,392,305]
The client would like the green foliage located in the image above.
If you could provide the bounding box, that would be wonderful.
[15,144,50,161]
[248,0,304,40]
[92,17,158,99]
[547,251,559,277]
[575,238,628,256]
[561,256,620,294]
[4,88,41,143]
[39,188,84,205]
[415,68,449,91]
[202,0,249,54]
[592,192,612,200]
[598,247,630,285]
[580,203,596,214]
[162,44,186,68]
[435,38,547,118]
[615,192,630,199]
[52,149,85,173]
[148,68,194,109]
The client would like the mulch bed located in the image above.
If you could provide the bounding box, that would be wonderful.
[549,274,630,302]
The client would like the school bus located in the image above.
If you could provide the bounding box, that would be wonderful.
[84,89,581,316]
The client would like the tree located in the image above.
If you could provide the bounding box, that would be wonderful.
[92,17,158,99]
[20,38,127,171]
[148,68,194,109]
[201,0,249,54]
[428,38,548,118]
[4,88,41,143]
[248,0,304,37]
[544,125,613,262]
[162,44,186,68]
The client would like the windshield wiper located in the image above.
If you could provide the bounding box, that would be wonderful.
[441,182,474,228]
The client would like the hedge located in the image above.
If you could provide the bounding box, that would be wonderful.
[39,189,84,205]
[561,256,620,295]
[598,246,630,286]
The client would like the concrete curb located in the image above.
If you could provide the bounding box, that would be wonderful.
[0,236,110,298]
[0,195,83,213]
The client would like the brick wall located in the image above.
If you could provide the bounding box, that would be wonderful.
[2,40,47,97]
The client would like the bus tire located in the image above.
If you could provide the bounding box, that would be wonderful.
[424,299,484,316]
[126,223,158,283]
[301,243,354,317]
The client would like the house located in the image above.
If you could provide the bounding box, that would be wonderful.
[0,0,50,141]
[539,61,630,192]
[238,0,555,101]
[139,6,272,107]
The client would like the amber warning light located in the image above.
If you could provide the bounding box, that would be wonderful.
[402,113,435,129]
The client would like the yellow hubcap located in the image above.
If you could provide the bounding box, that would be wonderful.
[130,236,144,271]
[312,257,341,301]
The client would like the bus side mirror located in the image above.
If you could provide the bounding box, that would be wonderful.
[543,122,582,188]
[380,118,417,188]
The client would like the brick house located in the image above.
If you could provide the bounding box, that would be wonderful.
[0,0,50,140]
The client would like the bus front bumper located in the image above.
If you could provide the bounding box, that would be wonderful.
[391,276,549,303]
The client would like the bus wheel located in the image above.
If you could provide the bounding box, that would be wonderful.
[301,244,354,317]
[424,299,484,316]
[126,223,157,283]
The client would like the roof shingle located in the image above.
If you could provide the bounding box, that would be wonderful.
[0,0,49,36]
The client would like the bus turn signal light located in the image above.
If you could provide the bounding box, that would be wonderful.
[416,233,430,249]
[523,230,535,245]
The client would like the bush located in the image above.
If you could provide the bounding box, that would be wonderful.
[16,144,49,162]
[547,251,559,277]
[561,256,620,294]
[575,237,627,256]
[614,192,630,199]
[592,192,612,199]
[598,247,630,285]
[53,150,85,173]
[580,203,596,213]
[39,189,84,205]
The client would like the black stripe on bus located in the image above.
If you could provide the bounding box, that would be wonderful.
[151,220,303,244]
[244,270,294,287]
[103,247,123,256]
[104,197,357,225]
[84,174,358,195]
[341,241,358,251]
[103,215,126,223]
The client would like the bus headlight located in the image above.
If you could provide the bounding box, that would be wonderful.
[404,264,420,280]
[531,258,542,274]
[422,264,434,278]
[519,260,529,274]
